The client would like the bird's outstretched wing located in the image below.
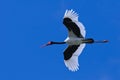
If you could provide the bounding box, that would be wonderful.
[64,45,80,60]
[64,44,86,71]
[63,9,86,38]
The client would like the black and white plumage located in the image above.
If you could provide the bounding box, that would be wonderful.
[42,9,108,72]
[63,10,86,71]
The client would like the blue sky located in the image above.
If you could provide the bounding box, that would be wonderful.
[0,0,120,80]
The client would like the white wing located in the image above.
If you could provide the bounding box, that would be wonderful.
[64,9,86,37]
[64,44,86,71]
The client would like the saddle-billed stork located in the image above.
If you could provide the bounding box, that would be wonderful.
[42,9,108,72]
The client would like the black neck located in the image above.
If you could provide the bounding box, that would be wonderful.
[51,41,66,44]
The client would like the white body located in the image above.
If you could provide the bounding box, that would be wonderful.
[65,37,83,45]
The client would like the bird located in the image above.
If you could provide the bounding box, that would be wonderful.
[41,9,108,72]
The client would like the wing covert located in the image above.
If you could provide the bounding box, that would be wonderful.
[64,45,80,60]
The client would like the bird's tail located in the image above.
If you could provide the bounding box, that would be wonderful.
[82,38,94,43]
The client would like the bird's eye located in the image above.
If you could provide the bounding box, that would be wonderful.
[48,41,51,44]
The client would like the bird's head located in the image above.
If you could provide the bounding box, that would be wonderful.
[41,41,53,48]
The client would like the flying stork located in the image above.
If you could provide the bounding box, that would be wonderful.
[42,9,108,72]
